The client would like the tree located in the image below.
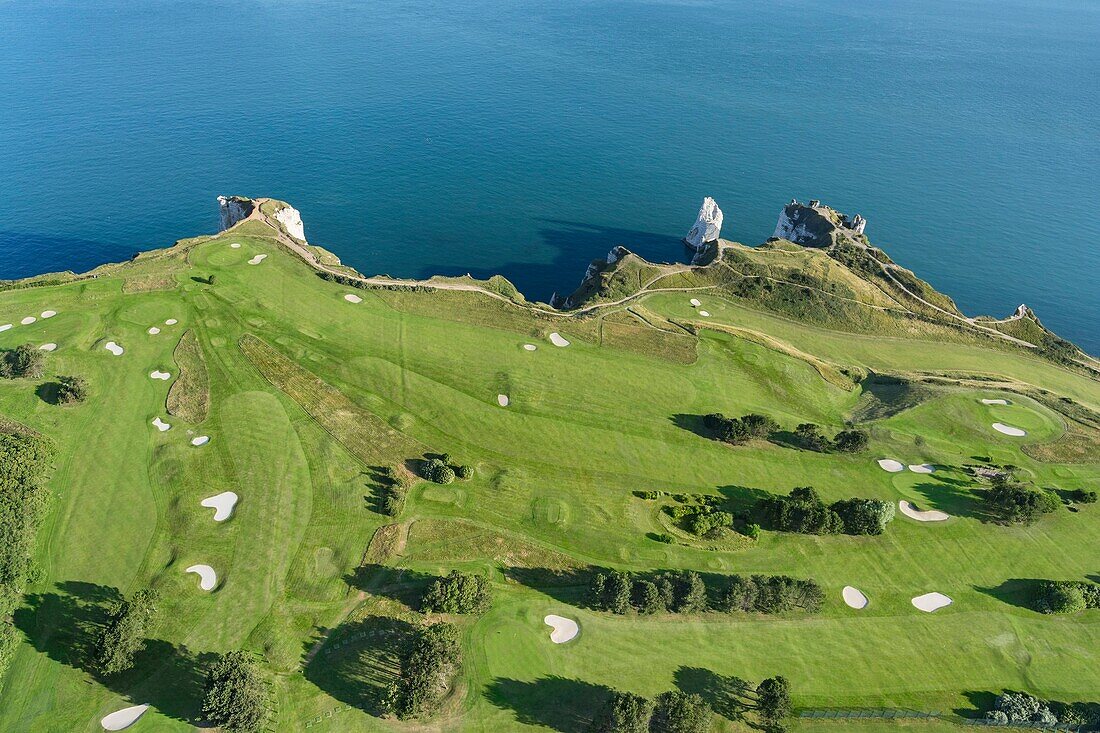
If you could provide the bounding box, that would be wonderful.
[1033,580,1097,614]
[589,691,652,733]
[650,691,711,733]
[758,487,843,535]
[740,413,778,439]
[592,571,633,614]
[455,464,473,480]
[677,571,709,613]
[422,458,455,484]
[96,589,159,675]
[634,580,664,614]
[832,429,869,453]
[202,651,270,732]
[830,498,895,535]
[756,676,792,725]
[1069,488,1097,503]
[0,344,45,379]
[421,571,492,614]
[992,691,1055,724]
[982,479,1059,524]
[794,423,828,451]
[55,375,88,404]
[383,623,461,719]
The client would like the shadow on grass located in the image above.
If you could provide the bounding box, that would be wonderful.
[669,413,713,440]
[908,479,994,522]
[35,381,61,405]
[955,689,999,719]
[957,689,1100,724]
[484,676,611,732]
[303,616,417,717]
[974,579,1042,611]
[13,581,214,724]
[343,564,439,611]
[674,666,753,721]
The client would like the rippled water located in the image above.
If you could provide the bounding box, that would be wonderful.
[1,0,1097,351]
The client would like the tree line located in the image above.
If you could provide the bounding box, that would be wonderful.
[702,412,868,453]
[589,569,823,616]
[756,486,895,536]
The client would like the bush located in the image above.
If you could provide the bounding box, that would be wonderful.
[201,651,270,732]
[991,691,1055,724]
[55,375,88,404]
[454,464,473,480]
[96,589,159,675]
[832,429,869,453]
[651,533,674,544]
[1033,580,1099,614]
[794,423,829,451]
[685,509,733,538]
[591,571,633,614]
[421,571,492,614]
[650,691,711,733]
[1069,488,1097,504]
[0,344,45,379]
[422,458,455,484]
[982,479,1059,524]
[705,412,778,445]
[589,691,652,733]
[757,487,843,535]
[830,498,895,535]
[383,623,461,719]
[719,574,823,614]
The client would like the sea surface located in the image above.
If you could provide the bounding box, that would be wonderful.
[2,0,1098,352]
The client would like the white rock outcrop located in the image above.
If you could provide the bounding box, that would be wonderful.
[683,197,723,251]
[273,204,306,241]
[217,195,253,230]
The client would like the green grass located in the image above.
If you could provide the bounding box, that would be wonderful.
[0,225,1096,731]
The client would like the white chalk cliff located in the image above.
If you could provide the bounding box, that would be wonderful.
[683,197,723,251]
[273,204,306,242]
[218,195,253,230]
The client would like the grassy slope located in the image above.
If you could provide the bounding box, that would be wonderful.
[0,225,1095,732]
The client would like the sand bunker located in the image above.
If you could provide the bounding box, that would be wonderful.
[152,417,171,432]
[165,318,178,325]
[39,343,57,351]
[523,344,537,351]
[185,564,217,591]
[191,435,210,446]
[992,422,1026,437]
[898,500,949,522]
[344,293,362,303]
[20,316,36,325]
[842,586,869,609]
[911,592,952,612]
[247,254,267,265]
[41,310,56,318]
[147,326,160,335]
[544,614,579,643]
[497,394,509,407]
[100,704,150,731]
[549,333,570,347]
[698,310,711,317]
[877,459,905,473]
[0,324,10,332]
[201,492,238,521]
[981,398,1010,405]
[230,242,241,248]
[690,298,701,307]
[908,464,935,474]
[150,370,171,381]
[104,342,124,356]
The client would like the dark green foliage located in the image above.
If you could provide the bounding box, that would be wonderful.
[982,477,1060,524]
[454,464,473,480]
[704,412,778,445]
[685,509,733,537]
[422,458,455,484]
[1069,488,1097,504]
[757,487,843,535]
[830,498,895,535]
[756,676,792,725]
[1033,580,1100,614]
[420,571,492,614]
[989,691,1056,725]
[718,574,824,614]
[633,581,664,614]
[201,651,271,732]
[677,571,709,614]
[794,423,829,451]
[376,466,408,516]
[832,429,869,453]
[96,589,160,675]
[591,571,633,614]
[651,533,674,544]
[55,375,88,404]
[383,623,461,720]
[650,690,712,733]
[589,691,653,733]
[0,344,45,379]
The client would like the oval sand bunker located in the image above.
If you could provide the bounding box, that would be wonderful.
[344,293,363,303]
[842,586,869,609]
[185,564,217,591]
[39,343,57,351]
[549,333,570,347]
[497,394,509,407]
[0,324,10,332]
[41,310,57,318]
[147,326,161,335]
[21,316,36,325]
[247,254,267,265]
[523,344,537,351]
[911,592,952,612]
[898,500,949,522]
[698,310,711,317]
[165,319,178,326]
[544,614,579,643]
[908,464,935,474]
[100,703,150,731]
[992,422,1026,437]
[877,459,905,473]
[230,242,241,248]
[104,342,124,356]
[201,492,239,521]
[191,435,210,446]
[689,298,701,307]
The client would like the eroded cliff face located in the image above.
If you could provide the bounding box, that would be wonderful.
[218,195,254,231]
[773,199,866,247]
[217,196,307,242]
[273,204,306,242]
[683,197,723,250]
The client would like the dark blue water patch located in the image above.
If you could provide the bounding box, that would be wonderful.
[0,231,130,280]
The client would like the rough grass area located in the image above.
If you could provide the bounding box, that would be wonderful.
[166,328,210,423]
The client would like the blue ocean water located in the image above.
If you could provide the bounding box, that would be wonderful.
[1,0,1098,352]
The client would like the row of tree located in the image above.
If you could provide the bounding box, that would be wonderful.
[421,571,493,614]
[792,423,868,453]
[382,623,462,719]
[756,486,895,536]
[701,412,869,454]
[421,454,473,485]
[985,691,1099,728]
[589,570,823,616]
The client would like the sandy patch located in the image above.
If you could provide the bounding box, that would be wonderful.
[497,394,509,407]
[877,459,905,473]
[898,500,949,522]
[191,435,210,446]
[20,316,36,325]
[100,704,150,731]
[247,254,267,265]
[689,298,701,307]
[152,417,171,432]
[911,592,952,612]
[201,491,238,521]
[549,333,570,347]
[344,293,363,303]
[150,370,171,381]
[908,464,935,474]
[165,318,178,325]
[544,614,579,643]
[147,326,160,335]
[185,564,217,591]
[0,324,10,332]
[523,344,537,351]
[230,242,241,248]
[698,310,711,317]
[842,586,869,609]
[981,398,1010,405]
[992,422,1026,437]
[104,341,124,356]
[40,343,57,351]
[41,310,57,318]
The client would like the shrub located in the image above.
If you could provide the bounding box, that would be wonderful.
[96,589,159,675]
[685,509,733,537]
[422,458,455,484]
[383,623,461,719]
[794,423,829,451]
[589,691,652,733]
[832,429,869,453]
[650,691,711,733]
[55,375,88,404]
[454,464,473,480]
[705,412,778,445]
[1069,488,1097,504]
[591,571,633,614]
[982,479,1059,524]
[1033,580,1099,614]
[830,498,895,535]
[757,487,843,535]
[201,651,270,732]
[0,344,45,379]
[651,532,674,544]
[421,571,492,614]
[991,691,1055,724]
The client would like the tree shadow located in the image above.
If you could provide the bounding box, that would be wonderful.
[12,581,213,724]
[484,676,612,733]
[673,666,752,721]
[670,413,713,440]
[955,689,999,719]
[973,579,1042,611]
[766,430,805,451]
[35,381,61,405]
[908,479,993,522]
[303,616,418,717]
[343,564,438,611]
[500,566,593,607]
[716,484,773,516]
